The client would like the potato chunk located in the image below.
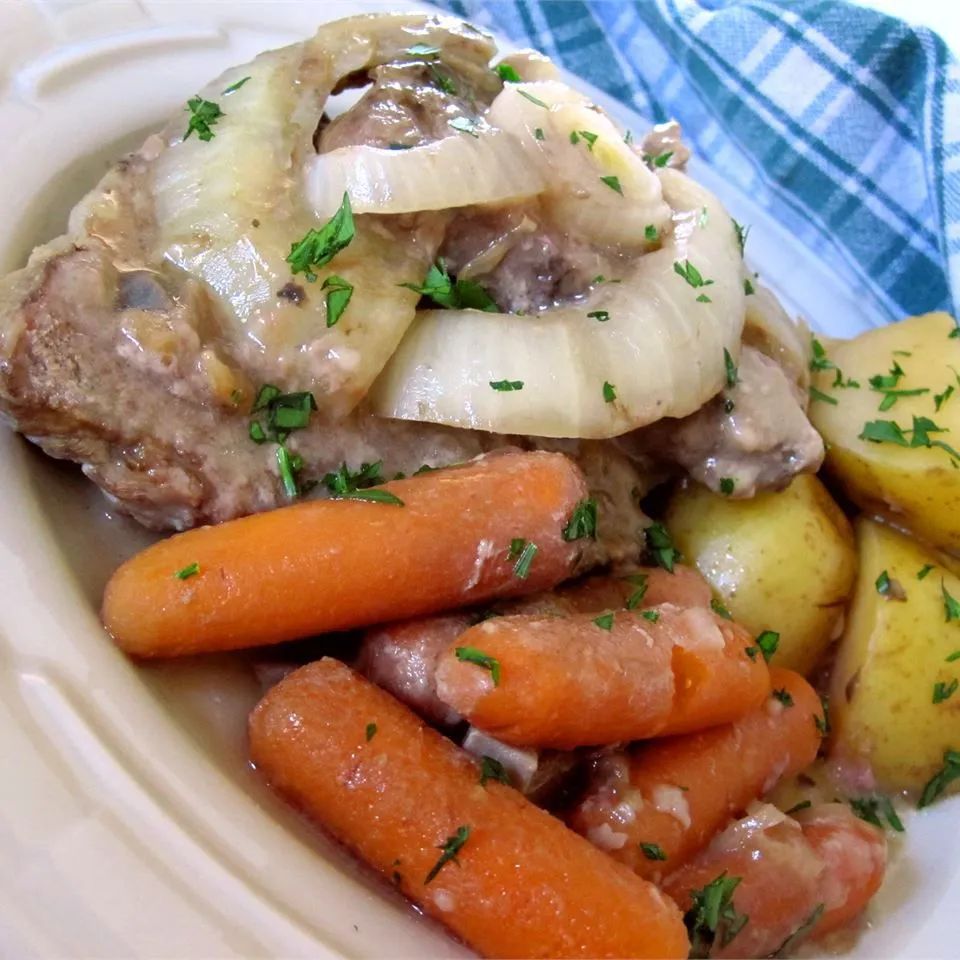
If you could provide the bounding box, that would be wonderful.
[809,311,960,553]
[829,518,960,792]
[665,474,856,675]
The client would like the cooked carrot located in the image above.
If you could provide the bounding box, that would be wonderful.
[434,605,769,748]
[795,803,887,937]
[660,803,886,958]
[568,668,823,877]
[356,565,711,722]
[249,658,689,959]
[103,451,588,657]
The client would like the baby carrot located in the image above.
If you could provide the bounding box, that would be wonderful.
[568,668,823,877]
[103,451,588,657]
[434,606,769,748]
[660,803,886,958]
[249,658,689,959]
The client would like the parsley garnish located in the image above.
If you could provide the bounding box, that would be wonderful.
[732,220,749,256]
[508,538,537,578]
[603,381,617,403]
[770,904,825,958]
[183,96,224,142]
[479,756,511,786]
[496,63,522,83]
[723,348,738,388]
[424,826,471,884]
[454,647,501,686]
[946,650,960,662]
[575,129,598,150]
[860,419,909,445]
[222,76,251,95]
[743,277,755,295]
[490,379,524,392]
[639,842,667,861]
[809,386,838,405]
[624,573,648,610]
[449,116,480,138]
[934,679,959,704]
[321,275,353,327]
[322,460,383,495]
[641,609,660,622]
[517,89,548,108]
[920,564,937,580]
[674,260,715,292]
[860,415,960,464]
[287,193,355,281]
[365,722,377,742]
[593,612,615,631]
[534,127,545,140]
[875,570,892,595]
[600,175,623,195]
[645,522,678,572]
[685,873,749,957]
[918,749,960,808]
[276,445,300,497]
[935,384,955,411]
[340,489,404,506]
[719,477,735,495]
[562,498,598,542]
[745,629,779,662]
[785,799,812,814]
[401,259,498,312]
[772,688,795,707]
[643,150,673,168]
[644,224,659,242]
[174,562,200,580]
[943,581,960,622]
[250,387,317,443]
[588,310,610,322]
[710,598,732,620]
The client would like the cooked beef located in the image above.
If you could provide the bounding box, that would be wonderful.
[638,120,691,170]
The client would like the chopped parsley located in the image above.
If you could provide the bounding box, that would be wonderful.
[918,749,960,808]
[644,522,678,572]
[875,570,892,595]
[489,379,524,392]
[250,387,317,444]
[723,348,738,388]
[809,385,838,405]
[641,609,661,622]
[276,445,301,497]
[573,129,598,150]
[174,562,200,580]
[685,873,749,957]
[339,488,404,506]
[479,756,511,786]
[710,598,732,620]
[534,127,545,140]
[517,89,548,108]
[918,564,935,580]
[454,647,501,686]
[495,62,522,83]
[401,259,497,312]
[772,688,795,707]
[623,573,648,610]
[183,96,223,141]
[943,581,960,622]
[719,477,735,495]
[322,460,383,495]
[593,612,615,631]
[449,116,480,138]
[600,175,623,195]
[424,826,471,884]
[603,381,617,403]
[935,384,955,411]
[785,799,812,815]
[770,904,825,958]
[643,150,673,168]
[365,722,377,742]
[696,293,712,303]
[508,538,538,578]
[868,361,905,391]
[745,629,779,662]
[933,679,959,704]
[644,224,659,242]
[947,650,960,662]
[743,277,755,295]
[859,415,960,465]
[810,337,836,373]
[287,193,355,281]
[639,842,667,861]
[321,275,353,327]
[732,220,749,256]
[562,498,598,542]
[674,260,715,292]
[860,419,909,445]
[222,76,251,95]
[588,310,610,322]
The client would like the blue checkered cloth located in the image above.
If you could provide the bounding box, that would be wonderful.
[434,0,959,324]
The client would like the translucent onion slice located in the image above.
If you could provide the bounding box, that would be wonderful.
[369,168,745,439]
[743,282,813,397]
[305,129,546,218]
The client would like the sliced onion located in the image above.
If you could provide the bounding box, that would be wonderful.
[743,281,812,396]
[305,128,546,218]
[369,168,745,439]
[486,81,672,248]
[496,50,561,83]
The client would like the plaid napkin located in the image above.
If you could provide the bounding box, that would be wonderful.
[434,0,958,324]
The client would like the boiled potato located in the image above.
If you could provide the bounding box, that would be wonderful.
[809,311,960,553]
[665,473,856,675]
[830,517,960,792]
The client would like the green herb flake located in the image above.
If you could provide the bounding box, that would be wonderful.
[684,872,749,956]
[946,650,960,663]
[365,722,377,742]
[645,522,678,573]
[674,259,715,291]
[719,477,735,495]
[643,150,673,168]
[517,89,548,108]
[772,688,795,707]
[935,385,955,411]
[174,562,200,580]
[588,309,610,322]
[496,63,522,83]
[770,904,825,958]
[644,224,659,242]
[624,573,648,611]
[732,220,749,256]
[321,275,353,327]
[602,380,617,403]
[639,842,667,861]
[489,379,524,392]
[183,96,223,141]
[424,825,471,884]
[918,565,936,581]
[222,76,251,95]
[593,612,615,631]
[934,679,959,704]
[562,498,598,542]
[641,609,661,622]
[287,193,355,280]
[918,749,960,808]
[249,420,267,444]
[859,419,910,446]
[479,756,511,786]
[785,799,812,815]
[508,538,538,578]
[577,129,598,150]
[454,647,501,686]
[340,488,405,506]
[710,597,733,620]
[696,293,712,303]
[809,386,838,405]
[322,460,383,495]
[600,174,623,195]
[745,629,780,663]
[723,348,738,388]
[743,277,755,295]
[943,581,960,622]
[875,570,892,595]
[401,259,498,313]
[276,445,300,498]
[534,127,545,141]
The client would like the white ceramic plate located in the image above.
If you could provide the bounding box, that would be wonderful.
[0,1,956,957]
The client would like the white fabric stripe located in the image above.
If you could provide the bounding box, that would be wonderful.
[738,24,784,75]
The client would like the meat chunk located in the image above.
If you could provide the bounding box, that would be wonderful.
[633,347,824,497]
[638,120,691,170]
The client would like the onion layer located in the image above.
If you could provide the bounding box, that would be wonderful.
[305,129,546,218]
[369,168,746,439]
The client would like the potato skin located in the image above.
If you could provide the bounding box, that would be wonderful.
[665,474,856,675]
[829,518,960,792]
[809,311,960,554]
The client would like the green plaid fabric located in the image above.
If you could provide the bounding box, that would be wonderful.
[435,0,958,325]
